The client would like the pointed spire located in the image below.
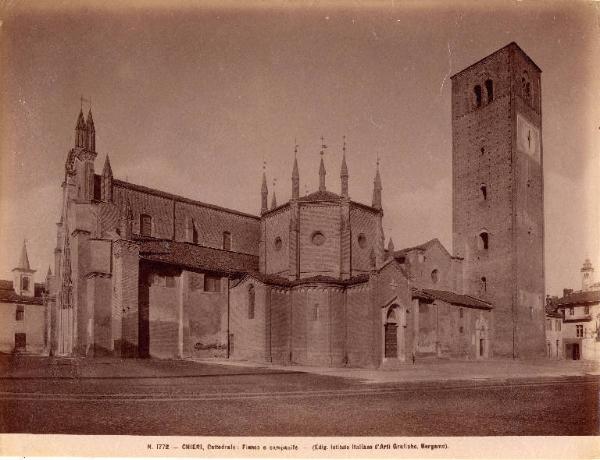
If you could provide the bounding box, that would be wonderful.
[261,161,268,214]
[292,140,300,200]
[271,179,278,209]
[47,265,52,278]
[340,136,349,197]
[86,108,96,152]
[102,155,113,177]
[319,136,327,192]
[372,156,382,210]
[387,238,395,254]
[75,109,87,148]
[18,240,31,270]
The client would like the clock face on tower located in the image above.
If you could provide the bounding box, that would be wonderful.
[517,113,540,162]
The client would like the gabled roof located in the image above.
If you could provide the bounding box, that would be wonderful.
[139,240,259,275]
[413,288,492,310]
[394,238,451,260]
[554,290,600,307]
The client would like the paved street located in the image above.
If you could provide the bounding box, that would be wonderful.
[0,358,598,436]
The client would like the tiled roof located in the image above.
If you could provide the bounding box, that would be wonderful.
[394,238,448,258]
[555,290,600,307]
[0,279,44,305]
[238,272,370,288]
[114,179,259,220]
[413,288,493,310]
[139,240,259,275]
[297,190,342,202]
[0,280,13,291]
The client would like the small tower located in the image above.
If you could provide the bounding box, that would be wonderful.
[581,258,594,291]
[86,109,96,152]
[271,179,277,209]
[372,158,382,210]
[75,109,87,148]
[261,162,268,214]
[319,136,327,192]
[340,136,349,198]
[292,142,300,200]
[101,155,113,202]
[12,240,36,297]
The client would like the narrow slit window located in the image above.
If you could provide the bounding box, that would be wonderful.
[478,232,489,250]
[248,285,255,319]
[480,185,487,201]
[474,85,482,107]
[485,79,494,103]
[222,231,231,251]
[140,214,152,237]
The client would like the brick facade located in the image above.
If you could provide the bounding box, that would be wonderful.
[48,43,543,367]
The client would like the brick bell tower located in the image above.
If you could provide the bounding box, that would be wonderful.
[451,43,546,358]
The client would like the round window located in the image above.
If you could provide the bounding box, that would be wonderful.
[431,269,439,284]
[274,237,282,251]
[311,231,326,246]
[357,233,367,248]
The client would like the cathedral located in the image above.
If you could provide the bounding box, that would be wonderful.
[46,42,547,367]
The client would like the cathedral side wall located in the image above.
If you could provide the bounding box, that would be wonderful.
[299,204,341,277]
[346,284,372,367]
[111,185,260,255]
[186,272,228,358]
[175,201,260,255]
[270,288,291,364]
[229,279,267,361]
[113,186,174,239]
[350,206,380,274]
[405,244,455,292]
[263,207,290,276]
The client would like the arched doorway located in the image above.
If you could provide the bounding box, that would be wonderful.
[384,305,400,358]
[475,316,489,359]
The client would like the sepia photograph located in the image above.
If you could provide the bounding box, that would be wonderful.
[0,0,598,457]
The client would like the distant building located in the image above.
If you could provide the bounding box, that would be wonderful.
[0,242,48,354]
[48,42,547,365]
[546,259,600,361]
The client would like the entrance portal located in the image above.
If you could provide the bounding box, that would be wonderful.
[384,306,400,358]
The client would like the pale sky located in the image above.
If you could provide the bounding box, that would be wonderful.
[0,1,598,296]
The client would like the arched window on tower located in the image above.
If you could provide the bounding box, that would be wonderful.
[480,184,488,201]
[481,276,487,293]
[248,284,255,319]
[222,231,231,251]
[474,85,482,108]
[485,79,494,103]
[478,231,489,250]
